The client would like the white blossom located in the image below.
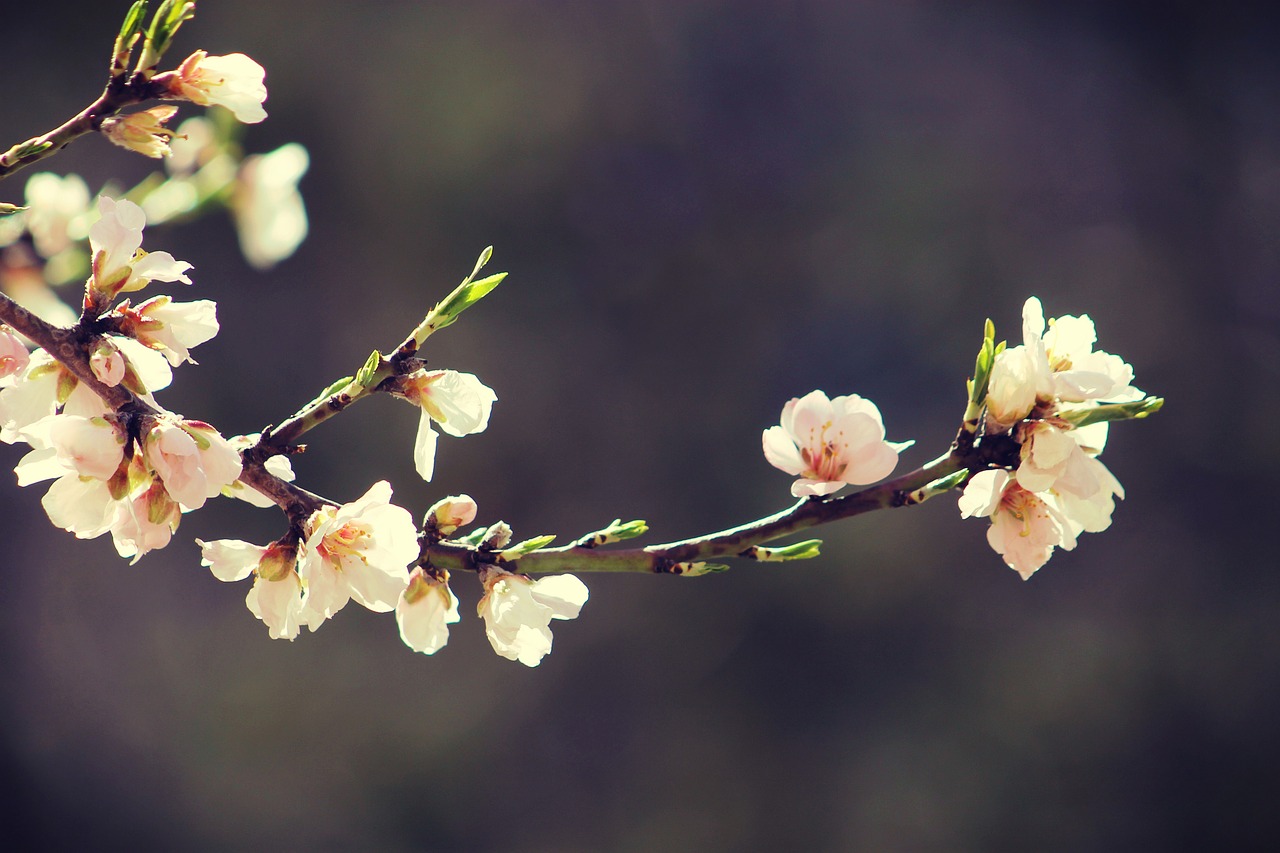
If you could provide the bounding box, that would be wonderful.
[396,569,460,655]
[89,197,192,297]
[400,369,496,481]
[199,538,306,640]
[158,51,268,124]
[762,390,912,497]
[233,143,308,269]
[297,481,418,629]
[477,567,589,667]
[121,295,220,366]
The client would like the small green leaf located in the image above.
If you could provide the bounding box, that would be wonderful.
[748,539,823,562]
[578,518,649,547]
[1058,396,1165,428]
[353,350,383,390]
[288,375,353,418]
[0,202,27,216]
[673,561,729,577]
[499,535,557,561]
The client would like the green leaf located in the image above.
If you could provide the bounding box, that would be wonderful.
[673,561,730,577]
[1058,396,1165,428]
[578,519,649,547]
[353,350,383,390]
[0,202,27,216]
[499,535,557,561]
[288,375,353,418]
[748,539,823,562]
[433,271,507,329]
[117,1,149,45]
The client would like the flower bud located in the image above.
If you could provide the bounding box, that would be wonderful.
[425,494,478,536]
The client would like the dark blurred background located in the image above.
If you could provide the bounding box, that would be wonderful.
[2,1,1278,849]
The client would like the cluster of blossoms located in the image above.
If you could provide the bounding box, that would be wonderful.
[200,491,589,667]
[958,297,1142,579]
[0,197,252,560]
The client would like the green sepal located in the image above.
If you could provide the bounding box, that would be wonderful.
[288,375,353,419]
[579,518,648,547]
[353,350,383,391]
[1058,396,1165,428]
[673,561,729,577]
[747,539,823,562]
[499,535,557,561]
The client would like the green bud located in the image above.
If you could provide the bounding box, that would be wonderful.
[112,1,149,74]
[672,561,729,577]
[353,350,383,391]
[746,539,823,561]
[578,518,649,547]
[1058,396,1165,428]
[499,535,557,561]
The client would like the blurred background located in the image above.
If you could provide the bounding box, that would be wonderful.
[2,1,1277,849]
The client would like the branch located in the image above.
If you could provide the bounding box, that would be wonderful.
[0,76,165,182]
[417,431,1020,576]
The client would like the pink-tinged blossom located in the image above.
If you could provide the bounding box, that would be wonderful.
[89,340,126,387]
[399,369,496,481]
[762,390,912,498]
[88,197,192,297]
[17,414,125,482]
[1014,420,1103,497]
[110,334,173,393]
[100,106,180,159]
[959,469,1076,580]
[19,172,92,259]
[157,51,268,124]
[297,481,418,630]
[426,494,477,536]
[109,478,181,563]
[143,414,242,510]
[199,538,306,640]
[396,569,460,655]
[0,326,29,380]
[0,352,111,443]
[477,567,589,667]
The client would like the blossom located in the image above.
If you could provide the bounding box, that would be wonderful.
[109,478,181,563]
[143,414,242,510]
[158,51,268,124]
[101,106,180,158]
[0,325,28,380]
[14,413,128,542]
[396,568,461,655]
[0,351,108,442]
[959,469,1076,580]
[89,340,126,387]
[425,494,478,536]
[233,142,309,269]
[985,297,1141,432]
[88,197,192,297]
[199,538,306,640]
[115,295,219,366]
[762,390,912,497]
[398,369,497,481]
[477,567,589,667]
[297,481,418,629]
[20,172,92,259]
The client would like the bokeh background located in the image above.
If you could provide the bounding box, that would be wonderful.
[3,1,1278,849]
